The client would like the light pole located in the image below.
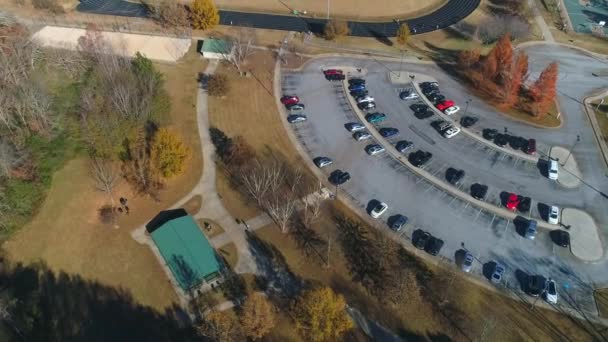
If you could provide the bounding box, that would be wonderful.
[327,0,330,19]
[463,98,472,117]
[562,134,580,166]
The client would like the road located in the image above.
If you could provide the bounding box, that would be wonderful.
[76,0,480,36]
[281,45,608,316]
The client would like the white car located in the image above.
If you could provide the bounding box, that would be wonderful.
[353,131,372,141]
[347,123,366,132]
[544,278,558,304]
[548,159,559,180]
[365,144,385,156]
[357,96,375,104]
[370,202,388,218]
[287,114,307,123]
[548,206,560,225]
[444,106,460,115]
[443,126,461,139]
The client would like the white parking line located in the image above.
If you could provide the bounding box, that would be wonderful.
[488,214,497,228]
[473,208,483,222]
[503,219,511,236]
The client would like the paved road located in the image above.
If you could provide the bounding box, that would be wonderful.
[76,0,480,36]
[282,47,608,316]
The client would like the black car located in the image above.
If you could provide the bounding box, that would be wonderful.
[494,133,509,147]
[390,215,408,231]
[329,169,351,185]
[482,128,498,140]
[379,127,399,137]
[517,196,531,212]
[414,109,434,120]
[508,135,528,150]
[410,103,429,113]
[470,183,488,200]
[460,116,478,128]
[285,103,305,110]
[413,229,431,249]
[527,275,547,297]
[420,81,439,89]
[431,119,451,133]
[428,93,445,104]
[425,236,444,256]
[409,150,433,167]
[395,140,414,153]
[445,168,465,185]
[348,78,366,85]
[358,102,376,110]
[551,230,570,248]
[326,73,345,81]
[350,89,368,98]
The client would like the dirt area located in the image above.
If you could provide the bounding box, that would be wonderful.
[183,195,203,215]
[218,243,238,269]
[255,202,604,340]
[213,0,446,21]
[2,46,205,312]
[198,218,225,239]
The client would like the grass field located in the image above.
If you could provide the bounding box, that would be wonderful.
[595,288,608,318]
[593,100,608,144]
[2,45,206,312]
[213,0,446,20]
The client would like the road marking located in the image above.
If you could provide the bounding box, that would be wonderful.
[473,208,483,222]
[488,214,497,228]
[503,219,511,236]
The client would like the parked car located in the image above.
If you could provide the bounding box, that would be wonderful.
[280,95,299,105]
[425,236,444,256]
[527,275,547,297]
[287,114,307,123]
[413,230,431,249]
[461,252,474,272]
[446,168,465,185]
[414,109,434,119]
[524,219,538,240]
[443,126,461,139]
[517,196,531,212]
[400,90,419,100]
[460,116,478,128]
[323,69,343,76]
[365,144,386,156]
[350,89,368,97]
[358,101,376,110]
[491,262,505,284]
[390,215,408,231]
[482,128,498,140]
[370,202,388,218]
[326,73,345,81]
[379,127,399,137]
[329,169,351,185]
[428,93,445,103]
[544,278,558,304]
[353,131,372,141]
[313,156,333,168]
[357,96,375,104]
[286,103,305,110]
[494,133,509,147]
[348,78,365,85]
[422,87,440,97]
[431,120,451,133]
[348,83,366,91]
[470,183,488,200]
[395,140,414,153]
[548,159,559,180]
[506,193,520,211]
[409,150,433,167]
[444,106,460,116]
[346,122,365,132]
[366,112,386,124]
[552,229,570,248]
[508,135,528,150]
[524,138,537,155]
[410,103,429,113]
[436,100,455,111]
[420,81,439,89]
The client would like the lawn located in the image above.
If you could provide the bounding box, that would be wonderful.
[595,288,608,318]
[593,99,608,144]
[2,44,206,312]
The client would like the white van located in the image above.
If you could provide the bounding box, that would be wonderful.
[548,160,559,180]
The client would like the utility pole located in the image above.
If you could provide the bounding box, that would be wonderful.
[562,134,580,166]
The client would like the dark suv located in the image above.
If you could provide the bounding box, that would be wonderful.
[527,275,547,297]
[409,150,433,167]
[329,170,351,185]
[425,236,444,256]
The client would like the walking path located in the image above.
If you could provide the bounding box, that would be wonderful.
[528,0,555,42]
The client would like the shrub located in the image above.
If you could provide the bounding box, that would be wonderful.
[31,0,64,14]
[189,0,220,30]
[324,20,350,40]
[477,15,529,43]
[207,74,230,96]
[150,128,189,178]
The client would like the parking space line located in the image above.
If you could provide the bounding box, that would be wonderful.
[503,219,511,236]
[473,208,483,222]
[488,214,496,228]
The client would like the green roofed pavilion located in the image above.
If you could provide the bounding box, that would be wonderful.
[150,215,221,290]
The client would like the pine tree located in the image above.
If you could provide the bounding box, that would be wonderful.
[493,34,513,86]
[501,52,528,108]
[189,0,220,30]
[529,62,558,116]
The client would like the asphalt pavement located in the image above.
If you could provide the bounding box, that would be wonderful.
[76,0,480,36]
[282,48,608,316]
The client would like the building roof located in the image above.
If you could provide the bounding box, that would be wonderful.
[150,215,221,290]
[200,38,233,54]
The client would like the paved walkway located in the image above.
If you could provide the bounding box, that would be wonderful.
[528,0,555,42]
[562,208,604,262]
[549,146,582,188]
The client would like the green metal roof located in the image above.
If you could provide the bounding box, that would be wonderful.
[200,38,233,54]
[151,215,221,290]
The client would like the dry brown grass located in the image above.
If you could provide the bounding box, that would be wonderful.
[2,45,206,312]
[218,243,238,269]
[595,288,608,318]
[183,195,202,215]
[197,218,225,239]
[593,100,608,144]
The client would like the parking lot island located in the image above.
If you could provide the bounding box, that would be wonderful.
[550,146,582,188]
[561,208,604,262]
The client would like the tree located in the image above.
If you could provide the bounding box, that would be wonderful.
[481,51,498,82]
[240,293,276,340]
[458,48,481,69]
[502,52,529,108]
[189,0,220,30]
[207,74,230,96]
[529,62,558,116]
[150,128,189,178]
[196,310,242,342]
[229,27,256,73]
[396,23,411,46]
[323,20,350,41]
[293,286,353,342]
[123,130,162,198]
[493,34,513,86]
[90,157,120,204]
[154,1,190,28]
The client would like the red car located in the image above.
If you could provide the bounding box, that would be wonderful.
[506,193,520,211]
[436,100,455,111]
[281,95,299,105]
[525,139,536,155]
[323,69,343,76]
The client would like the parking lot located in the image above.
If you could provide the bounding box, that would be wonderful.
[281,55,607,316]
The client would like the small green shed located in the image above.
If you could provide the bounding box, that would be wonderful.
[197,38,234,60]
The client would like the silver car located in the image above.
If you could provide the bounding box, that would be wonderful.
[491,262,505,284]
[365,144,385,156]
[461,252,474,272]
[353,131,372,141]
[347,123,366,132]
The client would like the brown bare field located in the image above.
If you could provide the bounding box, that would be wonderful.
[213,0,446,21]
[218,243,238,269]
[183,195,203,215]
[3,46,205,312]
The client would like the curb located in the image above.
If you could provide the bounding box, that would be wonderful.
[583,90,608,170]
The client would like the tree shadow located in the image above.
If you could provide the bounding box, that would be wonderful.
[170,254,200,291]
[0,261,194,341]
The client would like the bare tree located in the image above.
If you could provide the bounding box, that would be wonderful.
[302,182,324,227]
[0,139,20,178]
[90,157,120,205]
[266,192,297,233]
[228,27,256,73]
[241,159,285,207]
